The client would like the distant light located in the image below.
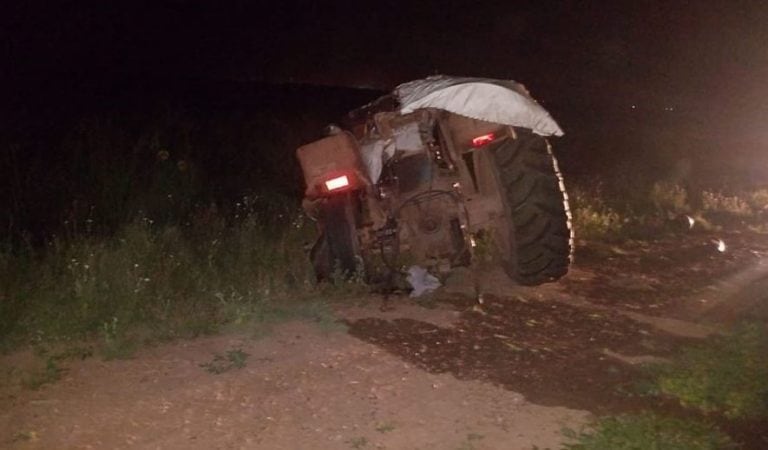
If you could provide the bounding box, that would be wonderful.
[325,175,350,191]
[472,133,496,147]
[631,105,637,109]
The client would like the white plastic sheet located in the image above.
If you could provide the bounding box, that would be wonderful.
[395,75,563,137]
[406,265,441,297]
[359,138,395,185]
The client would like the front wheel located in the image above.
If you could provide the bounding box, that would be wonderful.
[491,129,573,285]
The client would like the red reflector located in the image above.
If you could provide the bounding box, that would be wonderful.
[324,175,350,191]
[472,133,496,147]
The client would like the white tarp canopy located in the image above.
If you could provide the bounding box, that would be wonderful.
[395,75,564,137]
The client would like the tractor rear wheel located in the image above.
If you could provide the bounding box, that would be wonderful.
[491,129,573,285]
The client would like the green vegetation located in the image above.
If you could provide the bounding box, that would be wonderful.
[0,203,353,356]
[648,323,768,419]
[567,323,767,448]
[563,323,768,448]
[569,185,626,240]
[456,432,485,450]
[374,422,396,433]
[1,105,343,358]
[21,356,65,390]
[13,345,94,390]
[569,177,768,242]
[347,436,369,449]
[562,412,737,450]
[650,181,690,217]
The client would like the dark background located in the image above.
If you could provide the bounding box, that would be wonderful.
[2,1,767,240]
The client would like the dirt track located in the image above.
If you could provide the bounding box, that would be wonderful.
[3,230,768,449]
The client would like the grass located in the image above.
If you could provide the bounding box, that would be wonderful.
[0,201,354,357]
[562,323,768,448]
[567,323,767,448]
[562,412,737,450]
[647,323,768,419]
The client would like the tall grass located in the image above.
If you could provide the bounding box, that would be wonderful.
[0,202,323,350]
[569,176,768,242]
[0,104,343,352]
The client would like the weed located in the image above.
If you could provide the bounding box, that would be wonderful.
[12,431,39,443]
[200,348,249,374]
[569,186,626,240]
[650,181,689,216]
[247,299,346,338]
[746,188,768,211]
[374,421,396,433]
[647,323,768,419]
[456,432,484,450]
[99,316,136,360]
[320,259,370,300]
[22,357,65,390]
[347,436,368,449]
[562,412,737,450]
[55,345,94,360]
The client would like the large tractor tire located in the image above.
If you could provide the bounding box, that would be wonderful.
[310,193,359,281]
[491,129,573,285]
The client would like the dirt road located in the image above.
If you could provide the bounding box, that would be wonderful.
[3,230,768,449]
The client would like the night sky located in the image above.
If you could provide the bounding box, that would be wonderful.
[2,0,768,232]
[4,1,767,117]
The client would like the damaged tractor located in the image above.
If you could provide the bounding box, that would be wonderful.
[297,76,573,288]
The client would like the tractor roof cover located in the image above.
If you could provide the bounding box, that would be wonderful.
[394,75,564,137]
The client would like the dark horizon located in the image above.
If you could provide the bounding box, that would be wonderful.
[2,1,768,241]
[4,2,767,111]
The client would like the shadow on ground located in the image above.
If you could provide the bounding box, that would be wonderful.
[346,230,768,448]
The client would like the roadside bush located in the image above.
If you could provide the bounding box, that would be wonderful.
[746,188,768,212]
[702,191,752,217]
[650,181,689,217]
[569,186,626,241]
[568,176,768,242]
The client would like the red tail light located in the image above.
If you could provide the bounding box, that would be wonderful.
[471,133,496,147]
[324,175,350,191]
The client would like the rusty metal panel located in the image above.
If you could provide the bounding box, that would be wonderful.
[296,132,366,197]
